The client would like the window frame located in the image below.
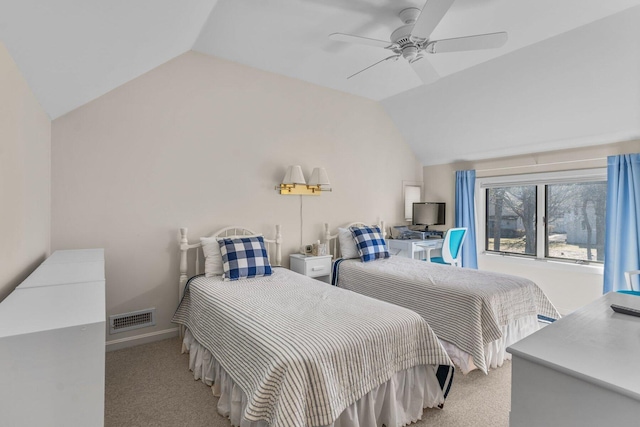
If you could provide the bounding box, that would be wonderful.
[477,168,607,266]
[403,181,423,222]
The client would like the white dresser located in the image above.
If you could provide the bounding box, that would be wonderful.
[507,292,640,426]
[386,238,443,260]
[0,249,105,427]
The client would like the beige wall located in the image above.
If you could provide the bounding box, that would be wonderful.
[424,140,640,314]
[0,43,51,302]
[51,51,423,342]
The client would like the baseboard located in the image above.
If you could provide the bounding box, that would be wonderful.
[105,327,179,352]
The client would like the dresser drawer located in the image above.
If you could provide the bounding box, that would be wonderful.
[304,257,331,278]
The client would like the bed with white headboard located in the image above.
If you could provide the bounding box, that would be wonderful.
[325,221,560,374]
[323,221,385,259]
[172,224,455,427]
[178,225,282,304]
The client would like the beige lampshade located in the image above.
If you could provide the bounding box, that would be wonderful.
[282,165,306,185]
[308,167,330,186]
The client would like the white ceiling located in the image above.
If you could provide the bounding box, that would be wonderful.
[0,0,218,119]
[382,6,640,165]
[1,0,639,166]
[194,0,640,103]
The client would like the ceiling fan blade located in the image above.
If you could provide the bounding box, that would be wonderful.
[347,55,400,79]
[329,33,393,48]
[410,57,439,85]
[411,0,455,41]
[427,32,508,53]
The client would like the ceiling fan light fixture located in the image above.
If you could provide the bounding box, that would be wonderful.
[402,46,418,62]
[410,53,425,64]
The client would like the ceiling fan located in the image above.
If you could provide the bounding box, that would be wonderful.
[329,0,508,83]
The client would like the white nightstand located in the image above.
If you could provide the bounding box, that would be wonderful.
[289,254,332,283]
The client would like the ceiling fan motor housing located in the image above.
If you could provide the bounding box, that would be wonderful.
[391,24,420,62]
[330,2,508,80]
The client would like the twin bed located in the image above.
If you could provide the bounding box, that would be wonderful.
[325,222,559,374]
[173,225,454,427]
[172,222,558,427]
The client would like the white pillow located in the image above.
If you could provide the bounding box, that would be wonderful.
[338,228,360,259]
[200,234,262,277]
[200,236,224,277]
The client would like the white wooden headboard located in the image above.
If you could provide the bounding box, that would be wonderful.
[178,225,282,304]
[323,221,385,259]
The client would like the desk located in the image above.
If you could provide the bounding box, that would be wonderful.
[386,238,443,260]
[507,292,640,426]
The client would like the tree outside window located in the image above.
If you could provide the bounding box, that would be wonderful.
[545,182,606,262]
[486,181,606,263]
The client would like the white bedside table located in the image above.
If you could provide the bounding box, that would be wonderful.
[289,254,332,283]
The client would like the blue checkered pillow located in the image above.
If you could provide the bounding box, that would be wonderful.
[218,236,272,281]
[349,226,390,262]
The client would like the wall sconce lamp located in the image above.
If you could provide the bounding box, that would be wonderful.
[276,165,332,195]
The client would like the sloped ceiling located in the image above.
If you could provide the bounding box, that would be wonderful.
[0,0,218,119]
[194,0,640,103]
[1,0,639,164]
[382,7,640,165]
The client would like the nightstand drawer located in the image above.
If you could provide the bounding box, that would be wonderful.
[289,254,332,282]
[304,258,331,278]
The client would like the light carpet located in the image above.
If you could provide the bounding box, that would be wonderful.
[105,337,510,427]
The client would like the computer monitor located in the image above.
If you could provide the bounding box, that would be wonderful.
[412,202,445,228]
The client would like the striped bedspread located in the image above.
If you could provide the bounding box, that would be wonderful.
[332,256,559,373]
[172,268,453,427]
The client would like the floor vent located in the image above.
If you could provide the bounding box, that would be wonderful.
[109,308,156,334]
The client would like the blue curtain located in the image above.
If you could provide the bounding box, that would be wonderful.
[603,154,640,293]
[455,170,478,269]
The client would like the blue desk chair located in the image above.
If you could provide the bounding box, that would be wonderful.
[424,227,467,267]
[618,270,640,296]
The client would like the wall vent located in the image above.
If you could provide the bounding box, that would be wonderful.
[109,308,156,334]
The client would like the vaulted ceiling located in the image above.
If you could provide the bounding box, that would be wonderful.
[1,0,639,164]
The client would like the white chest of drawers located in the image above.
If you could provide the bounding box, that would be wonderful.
[507,292,640,426]
[0,249,105,427]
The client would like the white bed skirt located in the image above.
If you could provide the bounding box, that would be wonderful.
[440,315,540,374]
[182,329,447,427]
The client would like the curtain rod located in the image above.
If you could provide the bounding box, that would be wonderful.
[475,157,607,174]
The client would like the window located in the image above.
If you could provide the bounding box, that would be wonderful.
[480,169,606,264]
[486,185,537,256]
[545,182,606,262]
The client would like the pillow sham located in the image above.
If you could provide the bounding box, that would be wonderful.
[349,226,390,262]
[200,234,261,277]
[218,236,272,281]
[200,236,224,277]
[337,228,360,259]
